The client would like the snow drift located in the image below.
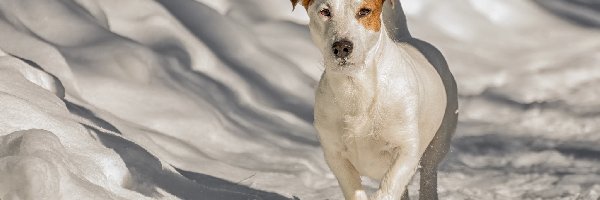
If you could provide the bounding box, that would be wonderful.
[0,0,599,199]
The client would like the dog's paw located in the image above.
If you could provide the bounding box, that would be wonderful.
[370,191,394,200]
[354,190,368,200]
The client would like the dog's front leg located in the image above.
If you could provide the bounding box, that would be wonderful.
[373,125,420,200]
[323,149,364,200]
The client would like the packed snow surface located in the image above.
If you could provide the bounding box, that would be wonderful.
[0,0,599,199]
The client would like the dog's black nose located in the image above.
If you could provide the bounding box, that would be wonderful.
[332,40,353,59]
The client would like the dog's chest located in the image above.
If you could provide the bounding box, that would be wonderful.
[342,134,395,180]
[339,105,399,180]
[318,75,400,180]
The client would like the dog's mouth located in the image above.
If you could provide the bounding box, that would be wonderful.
[329,59,359,72]
[336,58,353,66]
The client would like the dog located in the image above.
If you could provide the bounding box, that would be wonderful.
[290,0,458,199]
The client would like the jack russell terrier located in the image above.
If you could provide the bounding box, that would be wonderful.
[290,0,458,199]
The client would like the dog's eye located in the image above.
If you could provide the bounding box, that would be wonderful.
[358,8,371,17]
[320,9,331,17]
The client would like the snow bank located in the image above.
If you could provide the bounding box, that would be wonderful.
[0,57,150,200]
[0,0,599,199]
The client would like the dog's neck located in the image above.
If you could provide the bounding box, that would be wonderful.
[323,28,392,114]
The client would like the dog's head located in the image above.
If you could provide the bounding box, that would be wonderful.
[291,0,392,71]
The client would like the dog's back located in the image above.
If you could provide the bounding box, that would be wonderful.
[384,1,458,199]
[384,0,458,157]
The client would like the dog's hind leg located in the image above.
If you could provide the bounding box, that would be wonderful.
[401,189,409,200]
[418,160,438,200]
[418,110,457,200]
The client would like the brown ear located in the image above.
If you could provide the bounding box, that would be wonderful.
[290,0,300,10]
[290,0,313,11]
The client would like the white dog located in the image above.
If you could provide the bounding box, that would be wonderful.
[291,0,458,199]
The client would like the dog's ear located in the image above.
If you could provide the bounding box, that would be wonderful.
[290,0,300,10]
[290,0,312,11]
[384,0,395,8]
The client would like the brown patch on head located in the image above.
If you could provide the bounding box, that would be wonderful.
[290,0,313,10]
[357,0,386,32]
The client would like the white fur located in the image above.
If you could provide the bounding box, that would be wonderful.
[305,0,448,199]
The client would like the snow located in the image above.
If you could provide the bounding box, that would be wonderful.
[0,0,599,199]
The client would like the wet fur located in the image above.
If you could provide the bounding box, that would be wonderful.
[291,0,457,199]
